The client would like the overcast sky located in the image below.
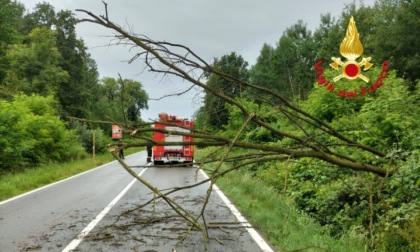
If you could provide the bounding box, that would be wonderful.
[23,0,375,121]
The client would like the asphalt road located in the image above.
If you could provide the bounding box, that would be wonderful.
[0,151,273,252]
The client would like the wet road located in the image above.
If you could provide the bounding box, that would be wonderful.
[0,151,273,252]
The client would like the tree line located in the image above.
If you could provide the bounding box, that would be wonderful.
[197,0,419,130]
[194,0,419,250]
[0,1,148,170]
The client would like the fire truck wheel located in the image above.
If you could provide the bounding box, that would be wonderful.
[153,161,164,166]
[184,161,194,167]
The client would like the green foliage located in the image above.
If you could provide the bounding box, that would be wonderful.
[0,3,149,172]
[21,2,56,31]
[358,75,420,151]
[248,43,276,96]
[217,73,418,245]
[198,151,366,252]
[249,21,316,100]
[312,0,420,90]
[246,73,419,250]
[69,120,109,154]
[0,94,85,170]
[221,99,259,139]
[3,27,69,96]
[272,20,316,100]
[369,0,420,89]
[222,98,285,144]
[398,213,420,251]
[0,2,151,174]
[200,49,419,252]
[19,2,103,119]
[0,0,25,84]
[199,52,249,130]
[95,77,148,123]
[313,13,342,64]
[54,10,101,118]
[301,82,365,122]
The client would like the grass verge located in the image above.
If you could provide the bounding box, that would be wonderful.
[198,151,366,251]
[0,148,141,202]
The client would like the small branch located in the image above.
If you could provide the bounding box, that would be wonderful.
[110,149,206,235]
[118,73,127,125]
[149,85,195,101]
[102,1,108,21]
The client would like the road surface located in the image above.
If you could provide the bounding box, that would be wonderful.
[0,151,273,251]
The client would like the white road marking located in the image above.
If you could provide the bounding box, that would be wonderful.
[0,153,142,206]
[0,160,118,206]
[62,168,148,252]
[199,169,274,252]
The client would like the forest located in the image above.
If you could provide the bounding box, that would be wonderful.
[0,0,148,169]
[1,0,419,251]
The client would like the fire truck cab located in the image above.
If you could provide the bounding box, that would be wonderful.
[151,113,194,165]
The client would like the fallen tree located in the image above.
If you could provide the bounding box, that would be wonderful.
[75,2,396,247]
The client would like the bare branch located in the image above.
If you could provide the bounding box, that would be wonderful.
[149,85,195,101]
[101,1,108,20]
[73,5,397,247]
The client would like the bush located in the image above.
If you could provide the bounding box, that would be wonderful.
[69,120,109,154]
[0,94,86,170]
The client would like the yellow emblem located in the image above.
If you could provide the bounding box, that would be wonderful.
[330,16,373,82]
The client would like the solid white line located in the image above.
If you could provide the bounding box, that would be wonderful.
[62,168,148,252]
[199,169,274,252]
[0,160,118,206]
[0,153,143,206]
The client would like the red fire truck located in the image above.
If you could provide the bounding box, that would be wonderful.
[151,113,194,165]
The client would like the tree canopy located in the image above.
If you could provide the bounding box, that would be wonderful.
[0,1,149,169]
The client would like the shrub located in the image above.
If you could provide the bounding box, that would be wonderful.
[0,94,86,170]
[69,120,108,154]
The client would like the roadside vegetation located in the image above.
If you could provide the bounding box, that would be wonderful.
[195,66,419,250]
[0,1,149,202]
[193,1,420,251]
[199,151,366,251]
[0,1,148,172]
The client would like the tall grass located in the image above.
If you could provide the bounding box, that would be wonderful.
[203,161,366,251]
[0,148,141,202]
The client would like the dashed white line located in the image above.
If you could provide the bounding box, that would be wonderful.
[199,169,274,252]
[62,168,148,252]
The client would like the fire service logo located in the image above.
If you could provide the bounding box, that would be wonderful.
[314,16,389,98]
